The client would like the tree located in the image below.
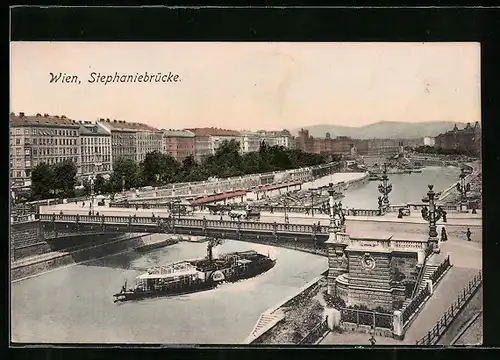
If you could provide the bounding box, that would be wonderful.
[53,161,77,198]
[112,157,140,191]
[31,162,54,200]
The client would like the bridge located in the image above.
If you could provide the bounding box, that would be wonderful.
[37,214,331,246]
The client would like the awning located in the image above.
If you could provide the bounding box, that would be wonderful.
[252,181,302,193]
[189,190,248,205]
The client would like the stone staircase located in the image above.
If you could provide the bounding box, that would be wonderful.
[402,264,439,308]
[246,311,284,343]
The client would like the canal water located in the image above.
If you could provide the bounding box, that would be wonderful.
[11,166,461,344]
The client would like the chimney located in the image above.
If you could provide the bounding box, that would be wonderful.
[106,118,110,121]
[36,113,41,117]
[61,115,66,119]
[113,120,117,123]
[44,113,49,117]
[19,112,25,117]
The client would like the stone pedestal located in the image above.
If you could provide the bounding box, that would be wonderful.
[417,249,425,266]
[326,232,349,295]
[426,279,433,295]
[392,310,405,340]
[324,308,341,330]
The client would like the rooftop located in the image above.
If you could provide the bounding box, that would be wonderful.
[10,113,78,127]
[186,127,241,137]
[79,123,110,136]
[98,118,160,132]
[162,129,195,137]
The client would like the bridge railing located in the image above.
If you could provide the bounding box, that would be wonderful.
[39,214,331,234]
[345,208,381,216]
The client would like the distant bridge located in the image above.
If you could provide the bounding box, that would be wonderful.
[37,214,330,247]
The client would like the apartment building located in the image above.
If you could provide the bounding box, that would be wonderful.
[97,119,163,163]
[162,129,195,162]
[295,129,315,153]
[188,127,241,162]
[10,112,80,187]
[78,121,112,179]
[240,131,263,153]
[434,122,480,154]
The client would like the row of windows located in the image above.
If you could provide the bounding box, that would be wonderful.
[81,155,111,163]
[13,128,78,137]
[30,147,78,156]
[81,164,112,173]
[82,137,110,145]
[14,137,79,146]
[81,146,110,154]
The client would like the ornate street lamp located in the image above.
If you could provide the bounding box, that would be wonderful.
[310,190,320,217]
[456,168,471,208]
[377,163,392,209]
[328,183,345,232]
[89,174,95,216]
[421,185,444,253]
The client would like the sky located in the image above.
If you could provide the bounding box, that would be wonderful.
[10,42,481,131]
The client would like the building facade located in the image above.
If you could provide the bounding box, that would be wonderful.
[434,122,481,155]
[295,129,315,153]
[188,128,241,162]
[10,113,80,187]
[97,119,162,164]
[240,131,263,153]
[162,129,195,162]
[78,121,112,179]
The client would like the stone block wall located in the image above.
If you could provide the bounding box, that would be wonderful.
[347,287,393,311]
[348,251,392,290]
[390,252,418,283]
[10,221,41,249]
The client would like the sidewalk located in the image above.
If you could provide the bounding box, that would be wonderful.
[402,266,478,343]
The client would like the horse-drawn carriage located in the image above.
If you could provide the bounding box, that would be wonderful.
[228,208,261,221]
[207,204,232,215]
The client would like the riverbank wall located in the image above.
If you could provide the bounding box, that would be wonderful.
[10,233,156,282]
[245,271,328,344]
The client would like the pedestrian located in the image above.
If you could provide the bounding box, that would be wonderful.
[88,210,92,216]
[82,202,85,208]
[220,215,223,221]
[441,227,448,242]
[466,228,472,241]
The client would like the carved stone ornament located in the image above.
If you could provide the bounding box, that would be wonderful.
[361,253,376,270]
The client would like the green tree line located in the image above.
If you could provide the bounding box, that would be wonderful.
[30,140,332,200]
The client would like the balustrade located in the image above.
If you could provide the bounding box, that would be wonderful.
[40,214,329,235]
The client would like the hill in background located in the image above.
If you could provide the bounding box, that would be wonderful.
[291,121,470,139]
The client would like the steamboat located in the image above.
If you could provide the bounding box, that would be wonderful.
[113,238,276,303]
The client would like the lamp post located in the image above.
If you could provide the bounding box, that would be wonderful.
[89,174,95,216]
[421,185,444,253]
[284,197,289,224]
[310,190,319,217]
[328,182,345,232]
[456,168,471,209]
[378,163,392,209]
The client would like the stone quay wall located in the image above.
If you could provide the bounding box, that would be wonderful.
[11,234,146,281]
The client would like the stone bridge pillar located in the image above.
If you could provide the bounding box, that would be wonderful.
[325,231,349,295]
